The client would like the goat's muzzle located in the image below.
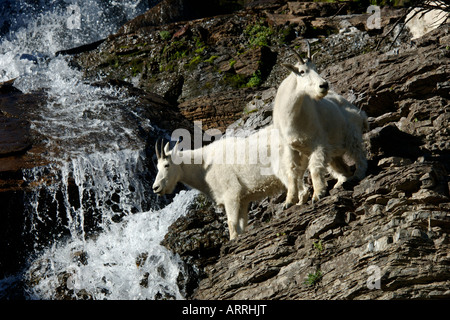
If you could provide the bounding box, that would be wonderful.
[318,81,329,98]
[319,81,329,91]
[153,184,163,195]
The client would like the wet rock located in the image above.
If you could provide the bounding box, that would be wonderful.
[0,78,20,94]
[0,78,194,279]
[0,116,31,157]
[161,195,228,268]
[0,88,48,172]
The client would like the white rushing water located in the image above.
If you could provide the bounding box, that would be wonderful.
[26,189,198,300]
[0,0,195,299]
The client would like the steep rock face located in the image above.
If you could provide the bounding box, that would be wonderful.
[177,88,257,132]
[62,1,450,299]
[162,25,450,299]
[117,0,248,34]
[194,174,449,300]
[76,1,401,133]
[323,27,450,118]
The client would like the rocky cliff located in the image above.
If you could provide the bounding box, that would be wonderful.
[156,2,450,299]
[74,0,450,300]
[2,0,448,299]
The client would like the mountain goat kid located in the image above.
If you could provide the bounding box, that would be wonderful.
[273,43,368,208]
[152,127,286,240]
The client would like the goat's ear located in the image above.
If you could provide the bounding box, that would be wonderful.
[282,63,298,74]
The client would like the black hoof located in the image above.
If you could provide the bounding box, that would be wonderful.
[284,202,294,210]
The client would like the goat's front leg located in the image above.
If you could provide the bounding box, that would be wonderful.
[309,146,328,203]
[281,147,300,209]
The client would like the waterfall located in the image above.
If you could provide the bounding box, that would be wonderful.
[0,0,194,299]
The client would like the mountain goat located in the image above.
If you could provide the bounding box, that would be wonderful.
[152,127,289,240]
[273,42,368,208]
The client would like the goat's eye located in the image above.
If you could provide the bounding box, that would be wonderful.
[299,70,305,75]
[164,164,170,168]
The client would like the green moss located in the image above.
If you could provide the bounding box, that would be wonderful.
[159,30,172,41]
[184,55,202,70]
[223,73,248,88]
[159,61,175,72]
[130,59,144,77]
[205,55,219,64]
[162,40,189,62]
[195,46,206,54]
[246,70,262,88]
[109,57,120,69]
[313,240,324,252]
[192,194,213,210]
[244,19,274,48]
[305,269,323,287]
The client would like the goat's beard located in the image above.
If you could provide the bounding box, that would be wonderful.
[315,89,328,100]
[164,181,178,194]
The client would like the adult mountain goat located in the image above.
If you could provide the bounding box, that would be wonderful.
[152,127,289,240]
[273,42,368,208]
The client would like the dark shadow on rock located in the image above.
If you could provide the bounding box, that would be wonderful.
[366,123,424,162]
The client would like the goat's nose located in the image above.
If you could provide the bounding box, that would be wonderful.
[320,81,329,90]
[153,185,159,192]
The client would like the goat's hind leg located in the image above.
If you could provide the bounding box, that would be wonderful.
[296,155,310,205]
[238,201,250,235]
[329,156,352,189]
[278,146,300,209]
[347,136,368,182]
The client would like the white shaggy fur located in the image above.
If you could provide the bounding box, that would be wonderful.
[273,44,368,207]
[152,127,286,240]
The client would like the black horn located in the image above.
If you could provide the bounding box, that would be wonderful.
[160,138,166,158]
[306,40,311,60]
[155,138,162,159]
[288,46,305,65]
